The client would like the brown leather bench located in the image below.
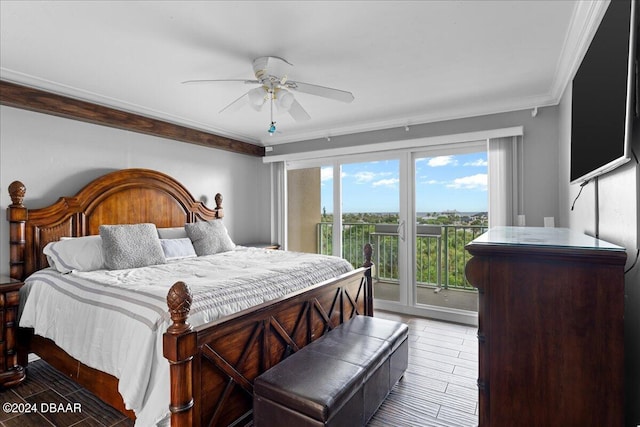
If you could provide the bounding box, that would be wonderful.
[253,315,409,426]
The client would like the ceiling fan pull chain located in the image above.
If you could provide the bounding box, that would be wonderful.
[268,90,276,135]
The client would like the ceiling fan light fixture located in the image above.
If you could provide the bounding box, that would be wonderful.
[276,89,295,112]
[248,87,266,110]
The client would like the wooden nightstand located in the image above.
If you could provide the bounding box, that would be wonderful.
[243,242,281,250]
[0,276,26,388]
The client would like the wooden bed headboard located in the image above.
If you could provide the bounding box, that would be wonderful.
[7,168,222,281]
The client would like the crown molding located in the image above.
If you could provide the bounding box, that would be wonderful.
[549,0,610,105]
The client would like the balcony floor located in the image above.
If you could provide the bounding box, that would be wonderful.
[370,310,479,427]
[375,281,479,312]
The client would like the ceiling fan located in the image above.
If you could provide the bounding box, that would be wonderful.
[183,56,355,135]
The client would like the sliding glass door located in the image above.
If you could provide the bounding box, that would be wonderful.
[413,148,488,312]
[284,140,488,321]
[341,160,402,302]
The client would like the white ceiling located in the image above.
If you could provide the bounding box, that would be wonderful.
[0,1,606,147]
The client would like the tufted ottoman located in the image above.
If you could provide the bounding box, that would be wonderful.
[253,315,408,426]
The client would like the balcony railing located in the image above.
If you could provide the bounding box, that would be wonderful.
[316,222,488,290]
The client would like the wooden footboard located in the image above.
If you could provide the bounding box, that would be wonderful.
[164,257,373,427]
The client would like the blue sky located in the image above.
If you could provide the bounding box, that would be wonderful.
[321,152,488,213]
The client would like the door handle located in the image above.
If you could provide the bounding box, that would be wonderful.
[397,220,406,242]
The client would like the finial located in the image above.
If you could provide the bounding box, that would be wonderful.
[363,243,373,267]
[166,281,193,334]
[8,181,26,207]
[214,193,224,218]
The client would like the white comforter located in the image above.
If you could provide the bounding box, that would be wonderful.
[19,247,353,426]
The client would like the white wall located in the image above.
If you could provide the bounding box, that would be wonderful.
[0,105,272,277]
[558,83,640,427]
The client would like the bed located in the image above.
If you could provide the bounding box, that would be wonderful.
[6,168,373,427]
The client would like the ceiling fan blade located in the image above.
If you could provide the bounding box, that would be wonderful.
[182,79,260,85]
[286,81,354,103]
[219,92,249,114]
[288,99,311,122]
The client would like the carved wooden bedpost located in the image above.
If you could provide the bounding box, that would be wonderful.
[163,282,197,427]
[362,243,374,316]
[214,193,224,218]
[7,181,27,281]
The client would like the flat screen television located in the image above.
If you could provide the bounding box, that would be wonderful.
[571,0,638,184]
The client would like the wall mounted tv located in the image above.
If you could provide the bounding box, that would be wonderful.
[571,0,638,184]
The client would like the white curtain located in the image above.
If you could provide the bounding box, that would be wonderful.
[487,136,522,227]
[270,161,286,248]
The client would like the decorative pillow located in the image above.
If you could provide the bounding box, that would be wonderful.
[157,227,188,239]
[43,235,105,273]
[99,223,166,270]
[160,238,197,260]
[185,220,235,256]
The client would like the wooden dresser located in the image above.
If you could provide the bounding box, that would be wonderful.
[465,227,626,427]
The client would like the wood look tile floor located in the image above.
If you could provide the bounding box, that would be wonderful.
[0,311,478,427]
[371,311,479,427]
[0,360,133,427]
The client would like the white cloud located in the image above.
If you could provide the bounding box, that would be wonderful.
[464,158,488,167]
[348,171,394,184]
[428,156,458,167]
[446,173,488,191]
[354,171,377,183]
[372,178,399,188]
[321,167,333,181]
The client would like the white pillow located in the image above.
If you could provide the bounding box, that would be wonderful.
[157,227,188,239]
[160,238,197,260]
[43,235,105,273]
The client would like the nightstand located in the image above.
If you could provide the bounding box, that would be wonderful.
[243,242,281,250]
[0,276,26,388]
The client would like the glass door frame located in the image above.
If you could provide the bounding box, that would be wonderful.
[283,140,488,324]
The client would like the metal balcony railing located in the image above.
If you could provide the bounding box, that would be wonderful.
[316,222,488,290]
